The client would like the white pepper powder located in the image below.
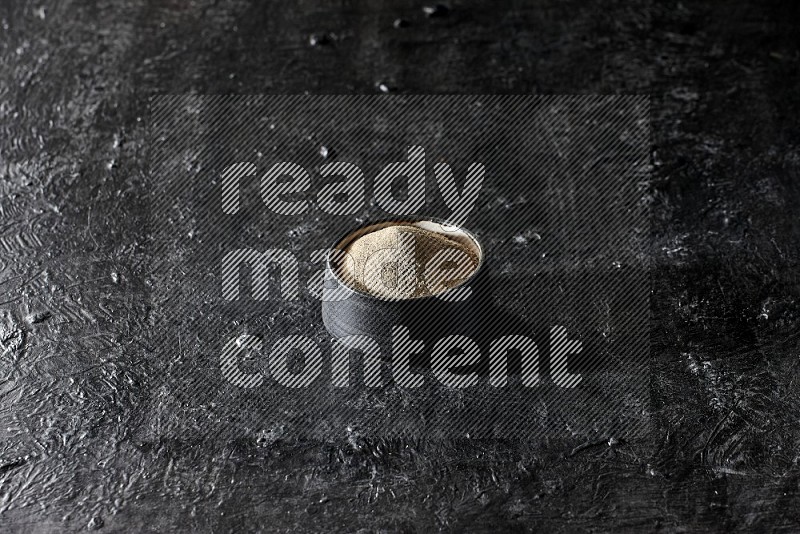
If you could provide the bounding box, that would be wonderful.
[341,224,479,299]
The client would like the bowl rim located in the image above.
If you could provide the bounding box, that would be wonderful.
[324,217,486,302]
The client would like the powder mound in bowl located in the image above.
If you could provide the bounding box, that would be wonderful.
[340,224,480,300]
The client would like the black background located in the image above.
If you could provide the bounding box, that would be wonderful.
[148,95,649,441]
[1,0,799,531]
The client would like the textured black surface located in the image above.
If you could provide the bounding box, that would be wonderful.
[1,0,799,532]
[148,94,650,440]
